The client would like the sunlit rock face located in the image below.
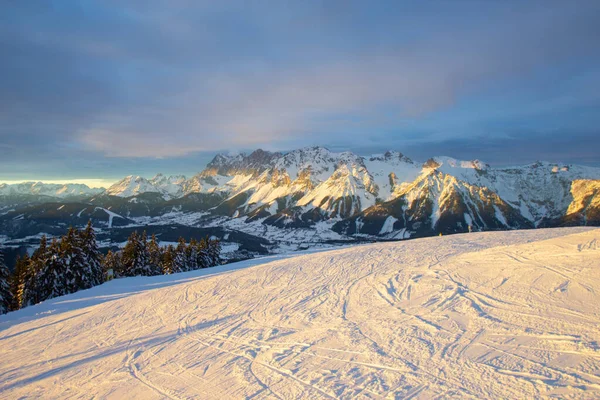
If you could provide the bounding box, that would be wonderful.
[4,148,600,240]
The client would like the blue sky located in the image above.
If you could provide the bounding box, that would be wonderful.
[1,0,599,185]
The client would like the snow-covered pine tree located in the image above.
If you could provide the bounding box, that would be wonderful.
[102,250,125,281]
[102,250,117,281]
[188,238,199,271]
[61,227,88,294]
[17,254,37,307]
[196,237,210,268]
[120,231,154,277]
[0,251,13,314]
[113,250,124,278]
[147,234,163,276]
[36,238,67,301]
[136,231,151,276]
[162,245,175,274]
[207,237,222,267]
[9,256,26,311]
[81,221,104,286]
[121,231,139,277]
[25,235,53,306]
[172,237,188,273]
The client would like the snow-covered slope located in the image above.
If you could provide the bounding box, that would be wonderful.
[149,174,187,198]
[0,182,103,198]
[1,228,599,399]
[105,175,166,198]
[105,174,196,199]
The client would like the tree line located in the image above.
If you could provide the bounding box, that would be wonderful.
[0,222,221,314]
[103,230,221,277]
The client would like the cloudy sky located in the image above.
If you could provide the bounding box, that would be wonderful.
[1,1,599,186]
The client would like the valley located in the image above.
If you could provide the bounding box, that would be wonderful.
[2,147,599,269]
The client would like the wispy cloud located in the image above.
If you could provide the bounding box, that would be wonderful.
[1,0,599,178]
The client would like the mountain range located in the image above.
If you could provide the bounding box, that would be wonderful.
[0,182,104,198]
[2,147,599,248]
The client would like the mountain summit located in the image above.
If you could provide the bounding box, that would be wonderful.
[4,147,600,241]
[97,147,600,237]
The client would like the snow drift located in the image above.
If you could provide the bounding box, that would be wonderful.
[1,227,600,399]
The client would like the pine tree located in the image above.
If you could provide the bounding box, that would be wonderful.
[197,237,210,268]
[188,238,199,271]
[61,227,87,293]
[207,237,222,267]
[137,231,151,276]
[121,231,140,277]
[0,251,13,314]
[18,254,37,307]
[113,250,126,278]
[102,250,121,280]
[120,231,155,277]
[36,238,67,301]
[172,237,188,273]
[147,234,163,276]
[9,256,26,311]
[81,221,104,286]
[162,245,175,274]
[26,235,51,305]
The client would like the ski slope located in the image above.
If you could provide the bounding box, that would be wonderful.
[1,228,600,399]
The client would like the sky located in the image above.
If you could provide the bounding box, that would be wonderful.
[1,0,600,187]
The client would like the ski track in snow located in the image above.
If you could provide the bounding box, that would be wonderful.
[1,227,600,399]
[94,207,123,228]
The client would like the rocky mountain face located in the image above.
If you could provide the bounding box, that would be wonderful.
[96,147,600,238]
[561,179,600,226]
[104,175,187,199]
[4,147,600,242]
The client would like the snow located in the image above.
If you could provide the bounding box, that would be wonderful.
[105,175,162,198]
[379,216,398,235]
[94,207,124,228]
[464,212,473,227]
[432,159,600,224]
[216,216,349,252]
[493,204,508,226]
[0,182,102,198]
[71,149,600,238]
[1,227,599,399]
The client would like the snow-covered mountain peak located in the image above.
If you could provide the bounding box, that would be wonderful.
[4,146,600,241]
[150,174,186,185]
[105,176,160,198]
[0,181,103,198]
[204,149,281,177]
[431,156,489,170]
[43,147,600,234]
[105,174,194,199]
[275,147,336,178]
[368,151,414,164]
[207,154,234,167]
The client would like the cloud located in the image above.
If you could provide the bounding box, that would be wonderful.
[1,0,599,174]
[73,1,600,157]
[400,130,600,166]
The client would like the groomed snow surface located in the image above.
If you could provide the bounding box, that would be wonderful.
[1,228,600,399]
